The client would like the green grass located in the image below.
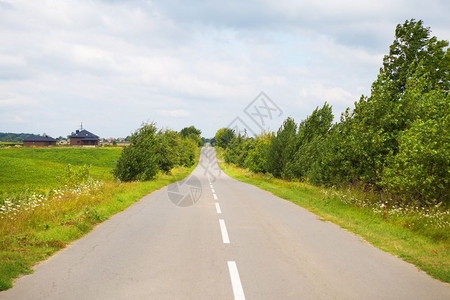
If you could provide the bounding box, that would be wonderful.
[0,146,200,290]
[0,142,22,147]
[218,161,450,283]
[0,147,122,193]
[0,167,196,290]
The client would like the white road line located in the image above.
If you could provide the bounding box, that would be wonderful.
[227,261,245,300]
[210,184,213,188]
[219,219,230,244]
[213,193,218,200]
[211,188,215,193]
[215,203,222,214]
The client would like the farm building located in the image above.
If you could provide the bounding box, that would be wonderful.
[23,134,57,147]
[69,129,100,146]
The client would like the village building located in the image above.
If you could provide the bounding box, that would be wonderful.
[23,134,57,147]
[69,129,100,146]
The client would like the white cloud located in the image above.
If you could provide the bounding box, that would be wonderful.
[157,109,190,117]
[0,0,448,137]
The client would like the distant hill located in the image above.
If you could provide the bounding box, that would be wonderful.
[0,132,41,142]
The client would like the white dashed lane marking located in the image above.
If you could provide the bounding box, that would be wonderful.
[219,219,230,244]
[228,261,246,300]
[209,174,245,299]
[215,203,222,214]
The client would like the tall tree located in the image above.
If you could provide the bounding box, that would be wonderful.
[339,19,450,185]
[265,117,297,178]
[382,19,449,97]
[292,102,334,180]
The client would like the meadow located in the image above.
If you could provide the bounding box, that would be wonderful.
[0,147,122,193]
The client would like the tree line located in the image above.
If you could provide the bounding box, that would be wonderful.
[0,133,40,142]
[216,19,449,207]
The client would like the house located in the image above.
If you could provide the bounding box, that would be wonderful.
[69,129,100,146]
[23,134,57,147]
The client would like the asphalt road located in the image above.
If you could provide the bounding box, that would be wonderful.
[1,146,449,299]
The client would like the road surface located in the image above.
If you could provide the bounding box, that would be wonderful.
[1,146,449,299]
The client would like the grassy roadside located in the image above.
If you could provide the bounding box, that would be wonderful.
[217,160,450,283]
[0,164,197,291]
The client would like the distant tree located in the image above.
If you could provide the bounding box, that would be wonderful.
[0,132,39,142]
[214,128,235,149]
[180,126,202,146]
[180,126,201,138]
[201,137,211,145]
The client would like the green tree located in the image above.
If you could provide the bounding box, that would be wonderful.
[224,134,244,164]
[265,117,297,179]
[338,19,449,185]
[215,128,235,149]
[113,123,159,181]
[292,103,334,181]
[383,19,449,97]
[156,129,182,173]
[180,126,203,146]
[244,133,273,173]
[382,80,450,206]
[179,138,197,167]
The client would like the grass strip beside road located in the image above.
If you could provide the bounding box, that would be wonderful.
[0,165,196,291]
[218,162,450,283]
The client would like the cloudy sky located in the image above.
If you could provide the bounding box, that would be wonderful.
[0,0,449,138]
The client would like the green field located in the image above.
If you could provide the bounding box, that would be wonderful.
[0,147,122,193]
